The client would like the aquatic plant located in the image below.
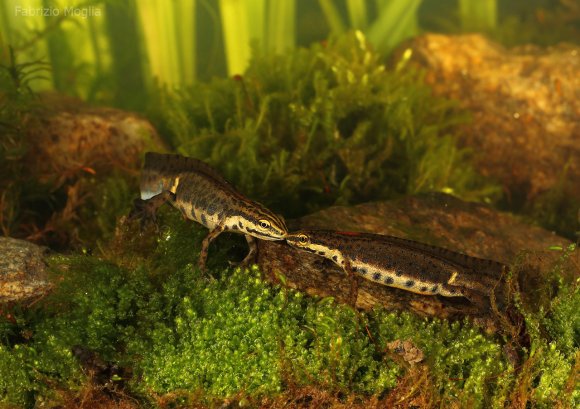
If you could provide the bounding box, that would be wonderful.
[5,0,575,101]
[0,47,50,237]
[152,32,498,218]
[459,0,497,32]
[137,0,195,88]
[320,0,422,54]
[219,0,296,76]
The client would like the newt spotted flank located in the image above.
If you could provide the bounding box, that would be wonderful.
[132,152,288,270]
[285,229,507,304]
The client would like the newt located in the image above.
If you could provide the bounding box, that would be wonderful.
[285,229,507,306]
[132,152,288,270]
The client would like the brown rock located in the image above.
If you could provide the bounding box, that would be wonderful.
[26,93,166,185]
[256,193,575,326]
[400,34,580,201]
[0,237,51,303]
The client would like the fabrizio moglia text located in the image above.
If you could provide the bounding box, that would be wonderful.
[15,5,101,18]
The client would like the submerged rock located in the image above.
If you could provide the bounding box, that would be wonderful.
[400,34,580,202]
[0,237,51,303]
[257,193,573,326]
[26,93,166,184]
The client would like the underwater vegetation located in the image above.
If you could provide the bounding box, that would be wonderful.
[0,51,139,248]
[0,209,578,408]
[0,26,577,409]
[152,33,498,219]
[0,47,52,239]
[1,0,577,101]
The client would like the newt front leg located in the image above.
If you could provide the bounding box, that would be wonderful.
[239,235,258,268]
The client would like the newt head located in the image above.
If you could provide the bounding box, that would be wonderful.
[253,215,288,240]
[234,203,288,240]
[285,230,344,251]
[285,230,336,256]
[285,231,312,248]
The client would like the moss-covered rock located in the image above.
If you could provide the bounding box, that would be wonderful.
[257,193,575,325]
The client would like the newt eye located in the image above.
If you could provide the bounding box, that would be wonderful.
[298,234,309,244]
[258,220,271,229]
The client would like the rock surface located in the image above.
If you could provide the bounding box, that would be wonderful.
[400,34,580,201]
[256,193,574,326]
[26,93,166,184]
[0,237,51,303]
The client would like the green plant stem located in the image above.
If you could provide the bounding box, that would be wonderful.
[105,0,147,109]
[346,0,368,29]
[266,0,295,54]
[246,0,265,48]
[318,0,345,35]
[459,0,497,32]
[220,0,250,76]
[367,0,422,54]
[42,0,74,93]
[174,0,196,85]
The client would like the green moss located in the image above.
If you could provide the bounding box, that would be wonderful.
[1,231,578,407]
[372,312,507,407]
[151,32,499,218]
[0,318,83,407]
[128,266,505,405]
[504,245,579,408]
[543,282,579,357]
